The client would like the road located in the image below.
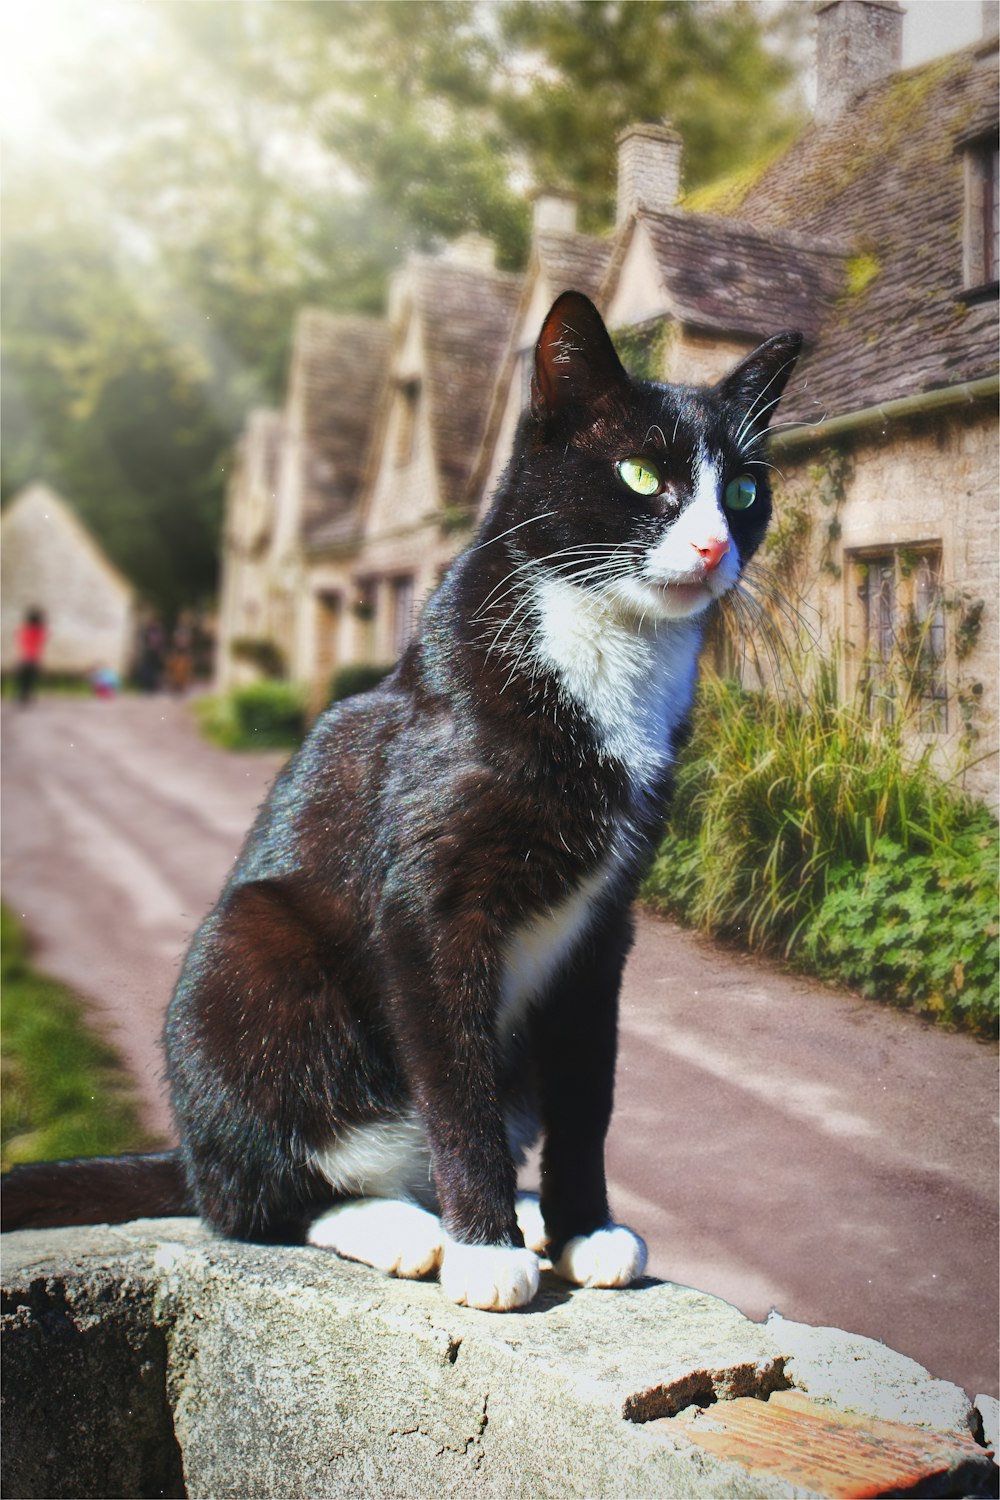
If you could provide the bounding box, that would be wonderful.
[2,696,997,1399]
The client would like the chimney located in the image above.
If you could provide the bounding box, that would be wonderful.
[616,122,683,229]
[815,0,904,124]
[440,232,496,271]
[531,189,578,236]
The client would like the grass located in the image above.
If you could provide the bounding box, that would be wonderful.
[641,667,999,1035]
[1,904,153,1170]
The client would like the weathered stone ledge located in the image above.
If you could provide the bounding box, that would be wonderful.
[1,1218,995,1498]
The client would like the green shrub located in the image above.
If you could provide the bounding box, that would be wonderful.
[642,668,999,1034]
[802,828,998,1032]
[329,663,394,703]
[1,906,152,1168]
[196,681,306,750]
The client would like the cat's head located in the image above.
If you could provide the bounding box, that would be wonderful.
[515,290,802,624]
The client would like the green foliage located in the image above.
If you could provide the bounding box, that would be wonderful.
[497,0,807,229]
[642,670,999,1034]
[329,663,395,703]
[196,681,306,750]
[613,320,673,382]
[1,906,152,1169]
[803,831,998,1033]
[843,250,881,299]
[1,164,231,618]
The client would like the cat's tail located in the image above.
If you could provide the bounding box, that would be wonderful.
[1,1150,192,1232]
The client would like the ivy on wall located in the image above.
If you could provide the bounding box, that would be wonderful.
[612,320,674,382]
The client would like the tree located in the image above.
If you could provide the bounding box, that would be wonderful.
[496,0,807,230]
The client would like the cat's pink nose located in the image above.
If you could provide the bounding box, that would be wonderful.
[693,537,730,572]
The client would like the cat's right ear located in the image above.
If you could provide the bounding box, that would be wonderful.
[531,291,629,422]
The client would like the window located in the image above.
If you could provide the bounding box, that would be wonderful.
[390,575,415,657]
[854,548,947,730]
[352,578,377,659]
[962,134,999,295]
[394,379,420,467]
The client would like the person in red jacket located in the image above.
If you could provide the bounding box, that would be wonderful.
[15,607,47,706]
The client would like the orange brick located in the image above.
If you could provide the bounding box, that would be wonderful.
[655,1390,996,1498]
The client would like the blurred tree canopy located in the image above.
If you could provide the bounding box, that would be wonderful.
[1,0,807,618]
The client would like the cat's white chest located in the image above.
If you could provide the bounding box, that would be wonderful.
[530,577,702,780]
[496,852,623,1043]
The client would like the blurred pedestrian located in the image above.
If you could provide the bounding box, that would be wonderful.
[15,607,47,706]
[165,612,194,695]
[136,616,165,693]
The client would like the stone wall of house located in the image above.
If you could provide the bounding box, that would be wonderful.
[770,400,998,807]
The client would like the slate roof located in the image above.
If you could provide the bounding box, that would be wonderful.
[291,311,391,547]
[712,39,999,423]
[406,257,521,508]
[534,229,613,305]
[606,208,845,344]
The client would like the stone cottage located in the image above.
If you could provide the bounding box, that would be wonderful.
[217,0,998,802]
[0,483,135,679]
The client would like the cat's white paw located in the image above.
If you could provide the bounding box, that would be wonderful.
[307,1198,444,1278]
[439,1237,540,1311]
[554,1224,647,1288]
[515,1192,549,1255]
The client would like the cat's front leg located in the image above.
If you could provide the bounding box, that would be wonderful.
[530,909,647,1290]
[380,907,541,1311]
[437,1235,540,1312]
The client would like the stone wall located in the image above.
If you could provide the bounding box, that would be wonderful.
[2,1218,994,1500]
[771,400,999,807]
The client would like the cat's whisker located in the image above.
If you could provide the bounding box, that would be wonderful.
[474,542,641,617]
[472,510,557,552]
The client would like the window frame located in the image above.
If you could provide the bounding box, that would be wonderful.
[959,130,999,301]
[850,544,949,733]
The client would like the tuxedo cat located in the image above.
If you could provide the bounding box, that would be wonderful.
[2,293,800,1312]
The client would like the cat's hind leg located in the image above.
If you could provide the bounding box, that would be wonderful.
[307,1198,444,1279]
[515,1190,645,1287]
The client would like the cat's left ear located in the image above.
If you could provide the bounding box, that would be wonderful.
[531,291,629,421]
[716,331,803,435]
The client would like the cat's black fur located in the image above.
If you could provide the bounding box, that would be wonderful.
[2,293,800,1308]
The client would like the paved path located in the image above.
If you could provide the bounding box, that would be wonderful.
[2,697,997,1398]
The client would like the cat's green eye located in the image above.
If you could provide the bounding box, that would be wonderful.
[724,475,757,511]
[617,457,662,496]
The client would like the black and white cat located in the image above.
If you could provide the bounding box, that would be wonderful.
[2,292,800,1312]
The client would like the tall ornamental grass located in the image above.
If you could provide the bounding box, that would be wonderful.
[642,666,998,1034]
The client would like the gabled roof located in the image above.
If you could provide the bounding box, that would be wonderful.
[1,483,134,600]
[465,230,610,511]
[534,229,613,306]
[289,311,391,546]
[226,408,283,549]
[708,39,999,421]
[406,257,521,508]
[603,208,844,344]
